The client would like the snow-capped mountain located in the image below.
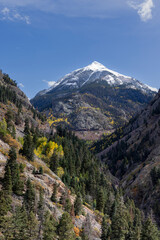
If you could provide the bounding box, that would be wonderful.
[31,61,157,140]
[37,61,158,96]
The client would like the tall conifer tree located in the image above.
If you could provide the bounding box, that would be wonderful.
[74,192,82,216]
[24,179,35,213]
[43,211,57,240]
[58,212,75,240]
[141,217,160,240]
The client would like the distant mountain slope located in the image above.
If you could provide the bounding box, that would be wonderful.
[96,90,160,224]
[31,62,157,140]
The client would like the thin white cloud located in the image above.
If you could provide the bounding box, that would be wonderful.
[0,0,128,18]
[13,13,30,24]
[19,83,24,88]
[0,0,156,20]
[1,7,10,14]
[1,7,31,24]
[128,0,154,22]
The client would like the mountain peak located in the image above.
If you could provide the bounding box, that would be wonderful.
[84,61,130,79]
[85,61,107,71]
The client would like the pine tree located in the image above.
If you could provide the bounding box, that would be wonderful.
[12,206,29,240]
[58,212,75,240]
[27,211,38,240]
[43,211,57,240]
[104,192,113,216]
[11,125,16,139]
[111,196,129,240]
[0,190,11,217]
[3,165,12,195]
[33,133,38,146]
[74,192,82,216]
[38,187,44,210]
[24,118,30,135]
[69,156,75,176]
[39,166,43,174]
[0,216,13,239]
[51,183,57,203]
[141,217,160,240]
[0,189,12,237]
[12,163,24,195]
[30,123,35,134]
[125,198,141,240]
[5,147,24,195]
[33,111,36,120]
[75,156,81,175]
[7,147,17,172]
[88,169,96,196]
[50,152,59,174]
[101,215,111,240]
[24,179,35,213]
[96,188,105,212]
[5,109,14,132]
[65,198,72,214]
[22,133,34,161]
[132,208,142,240]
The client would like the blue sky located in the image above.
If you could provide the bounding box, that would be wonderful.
[0,0,159,99]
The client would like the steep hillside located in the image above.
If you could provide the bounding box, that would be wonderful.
[0,70,47,127]
[97,90,160,224]
[0,139,104,240]
[0,71,107,239]
[31,62,157,140]
[0,71,113,240]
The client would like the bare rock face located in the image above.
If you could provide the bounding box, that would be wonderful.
[71,107,111,131]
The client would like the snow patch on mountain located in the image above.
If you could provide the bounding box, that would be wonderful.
[145,84,158,92]
[85,61,130,78]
